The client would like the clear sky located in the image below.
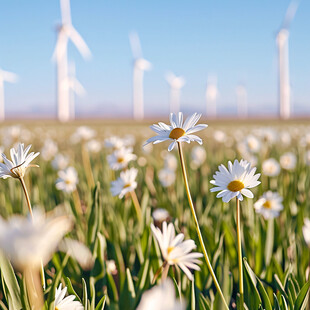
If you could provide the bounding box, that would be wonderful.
[0,0,309,118]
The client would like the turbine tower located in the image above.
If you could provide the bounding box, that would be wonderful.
[165,72,186,114]
[206,76,218,118]
[276,0,299,120]
[67,62,86,120]
[129,32,152,120]
[53,0,91,122]
[0,69,18,122]
[236,84,248,118]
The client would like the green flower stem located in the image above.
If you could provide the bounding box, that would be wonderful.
[73,188,83,216]
[161,261,169,282]
[19,177,46,291]
[19,177,33,218]
[82,144,95,189]
[236,198,244,308]
[130,190,142,223]
[177,142,229,310]
[24,268,44,310]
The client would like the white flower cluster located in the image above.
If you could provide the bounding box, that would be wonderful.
[106,135,138,198]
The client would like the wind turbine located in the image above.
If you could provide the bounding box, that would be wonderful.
[165,72,186,114]
[66,62,86,120]
[236,83,248,118]
[129,32,152,120]
[276,0,299,120]
[53,0,91,122]
[0,69,18,122]
[205,76,218,118]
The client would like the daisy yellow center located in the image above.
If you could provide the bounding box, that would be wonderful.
[65,179,72,185]
[55,307,59,310]
[263,200,271,209]
[124,183,131,188]
[167,246,174,254]
[169,128,185,140]
[117,157,125,163]
[227,180,244,192]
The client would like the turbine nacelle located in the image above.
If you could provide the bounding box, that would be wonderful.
[165,72,186,90]
[276,28,289,46]
[0,69,18,84]
[134,58,152,71]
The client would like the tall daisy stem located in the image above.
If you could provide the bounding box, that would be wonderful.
[19,177,33,218]
[82,144,95,189]
[19,177,46,291]
[130,190,142,223]
[177,142,229,310]
[236,198,244,308]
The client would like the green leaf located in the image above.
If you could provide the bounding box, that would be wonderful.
[243,258,261,309]
[95,296,106,310]
[119,268,136,310]
[287,278,297,302]
[256,276,272,310]
[273,293,281,310]
[64,277,82,302]
[0,251,22,310]
[87,183,100,245]
[190,280,196,310]
[264,219,274,266]
[281,295,289,310]
[82,278,88,310]
[274,274,293,309]
[199,293,211,310]
[294,279,310,310]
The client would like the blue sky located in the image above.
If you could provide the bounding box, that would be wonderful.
[0,0,309,118]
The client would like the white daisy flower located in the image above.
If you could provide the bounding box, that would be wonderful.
[0,143,40,179]
[56,167,78,193]
[210,159,261,203]
[107,147,137,171]
[303,218,310,247]
[158,168,176,187]
[71,126,96,144]
[104,136,126,150]
[244,135,261,153]
[145,112,208,152]
[280,152,296,171]
[41,139,58,161]
[152,208,170,222]
[0,209,72,270]
[106,260,117,275]
[52,154,70,171]
[254,191,283,219]
[151,221,203,281]
[191,145,206,168]
[86,139,102,153]
[58,238,94,270]
[163,153,178,171]
[213,130,227,143]
[137,279,185,310]
[54,284,84,310]
[262,158,281,177]
[110,168,138,198]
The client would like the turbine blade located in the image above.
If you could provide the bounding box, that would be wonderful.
[52,32,67,61]
[1,71,18,83]
[282,0,299,30]
[67,25,91,59]
[129,31,142,59]
[72,78,86,96]
[60,0,72,25]
[165,72,176,84]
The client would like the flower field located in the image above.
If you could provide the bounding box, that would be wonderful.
[0,116,310,309]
